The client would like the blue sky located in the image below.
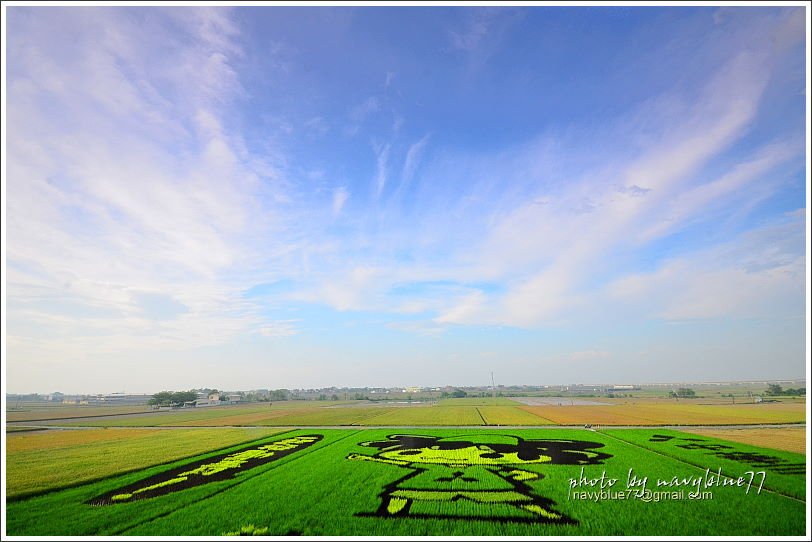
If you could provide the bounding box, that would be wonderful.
[4,6,807,393]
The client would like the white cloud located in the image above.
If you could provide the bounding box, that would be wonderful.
[351,96,380,121]
[372,142,390,197]
[259,320,300,338]
[5,7,805,391]
[398,134,430,194]
[447,8,523,68]
[637,140,800,243]
[448,8,517,52]
[5,7,293,387]
[436,49,792,327]
[332,186,349,215]
[434,291,489,325]
[346,96,380,135]
[315,267,383,312]
[607,213,805,321]
[238,10,803,339]
[304,116,329,136]
[392,114,404,134]
[450,16,491,52]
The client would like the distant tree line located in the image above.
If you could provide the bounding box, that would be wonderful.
[149,390,198,406]
[668,388,696,398]
[765,384,805,397]
[147,389,303,406]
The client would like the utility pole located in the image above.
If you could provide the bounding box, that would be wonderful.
[491,371,496,399]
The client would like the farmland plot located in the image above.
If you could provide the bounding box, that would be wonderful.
[360,406,485,426]
[520,401,806,426]
[688,427,806,454]
[255,407,397,426]
[438,398,522,406]
[6,427,284,498]
[6,429,805,536]
[476,406,554,425]
[7,405,152,422]
[605,429,806,499]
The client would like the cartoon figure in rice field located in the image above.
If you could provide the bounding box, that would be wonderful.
[347,434,611,523]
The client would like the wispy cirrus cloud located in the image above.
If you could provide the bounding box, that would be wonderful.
[332,186,350,215]
[433,48,800,327]
[607,212,806,321]
[372,142,390,197]
[6,7,294,383]
[397,133,430,196]
[5,7,805,392]
[448,8,520,53]
[345,96,380,136]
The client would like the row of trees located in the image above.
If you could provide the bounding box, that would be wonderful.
[668,388,696,398]
[149,388,297,406]
[765,384,805,396]
[148,390,199,406]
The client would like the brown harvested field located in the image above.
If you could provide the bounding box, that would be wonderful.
[6,427,284,498]
[642,403,805,424]
[687,427,807,454]
[520,400,806,426]
[519,405,657,425]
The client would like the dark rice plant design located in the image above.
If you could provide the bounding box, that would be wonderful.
[347,434,611,523]
[88,434,322,505]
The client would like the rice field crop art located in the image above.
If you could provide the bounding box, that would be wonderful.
[87,434,322,505]
[5,429,807,536]
[605,428,807,500]
[346,433,611,523]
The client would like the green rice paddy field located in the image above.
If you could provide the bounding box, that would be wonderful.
[6,428,806,536]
